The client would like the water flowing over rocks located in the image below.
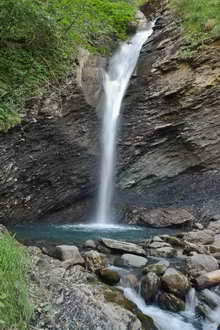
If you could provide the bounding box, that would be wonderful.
[158,292,185,312]
[22,231,220,329]
[141,272,160,302]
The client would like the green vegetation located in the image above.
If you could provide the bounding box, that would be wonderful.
[0,0,140,132]
[0,234,32,329]
[169,0,220,49]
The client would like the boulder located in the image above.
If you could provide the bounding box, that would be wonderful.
[161,268,190,297]
[104,288,158,330]
[195,270,220,289]
[84,240,96,249]
[98,268,120,286]
[183,230,215,245]
[147,242,171,249]
[125,207,195,227]
[148,247,177,258]
[143,260,169,276]
[100,238,146,256]
[121,254,148,268]
[158,292,185,312]
[141,272,160,302]
[84,250,107,272]
[54,245,84,263]
[56,284,142,330]
[185,254,219,278]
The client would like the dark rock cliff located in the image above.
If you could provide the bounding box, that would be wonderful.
[0,2,220,224]
[0,52,105,224]
[119,5,220,219]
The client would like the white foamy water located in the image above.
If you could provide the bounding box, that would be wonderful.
[123,287,197,330]
[54,223,142,231]
[120,281,220,330]
[96,23,154,224]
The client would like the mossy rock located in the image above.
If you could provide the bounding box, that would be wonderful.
[98,268,120,285]
[104,288,158,330]
[143,263,167,276]
[158,292,185,312]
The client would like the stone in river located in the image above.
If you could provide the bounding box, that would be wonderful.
[161,268,190,298]
[121,254,148,268]
[100,238,146,256]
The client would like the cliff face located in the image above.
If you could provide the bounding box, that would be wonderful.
[119,8,220,218]
[1,3,220,224]
[0,52,105,224]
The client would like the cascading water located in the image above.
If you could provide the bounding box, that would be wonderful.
[96,23,154,224]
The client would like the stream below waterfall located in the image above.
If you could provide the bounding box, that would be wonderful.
[8,223,179,246]
[114,267,220,330]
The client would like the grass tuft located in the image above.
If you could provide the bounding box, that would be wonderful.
[0,234,33,329]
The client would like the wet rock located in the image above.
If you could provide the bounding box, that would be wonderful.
[98,268,120,286]
[148,247,177,258]
[123,274,139,290]
[141,272,160,302]
[161,268,190,297]
[84,240,96,249]
[195,270,220,289]
[54,245,84,263]
[104,288,158,330]
[158,292,185,312]
[183,230,215,245]
[121,254,148,268]
[185,254,219,278]
[84,250,107,272]
[100,238,146,256]
[124,207,195,227]
[143,260,169,276]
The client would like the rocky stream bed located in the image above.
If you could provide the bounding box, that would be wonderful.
[5,216,220,330]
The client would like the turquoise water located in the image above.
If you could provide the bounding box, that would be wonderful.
[8,223,180,247]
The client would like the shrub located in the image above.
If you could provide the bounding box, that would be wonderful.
[0,0,140,132]
[169,0,220,44]
[0,234,32,329]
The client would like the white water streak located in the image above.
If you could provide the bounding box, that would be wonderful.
[96,24,154,224]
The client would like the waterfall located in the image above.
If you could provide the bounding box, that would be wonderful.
[96,23,154,224]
